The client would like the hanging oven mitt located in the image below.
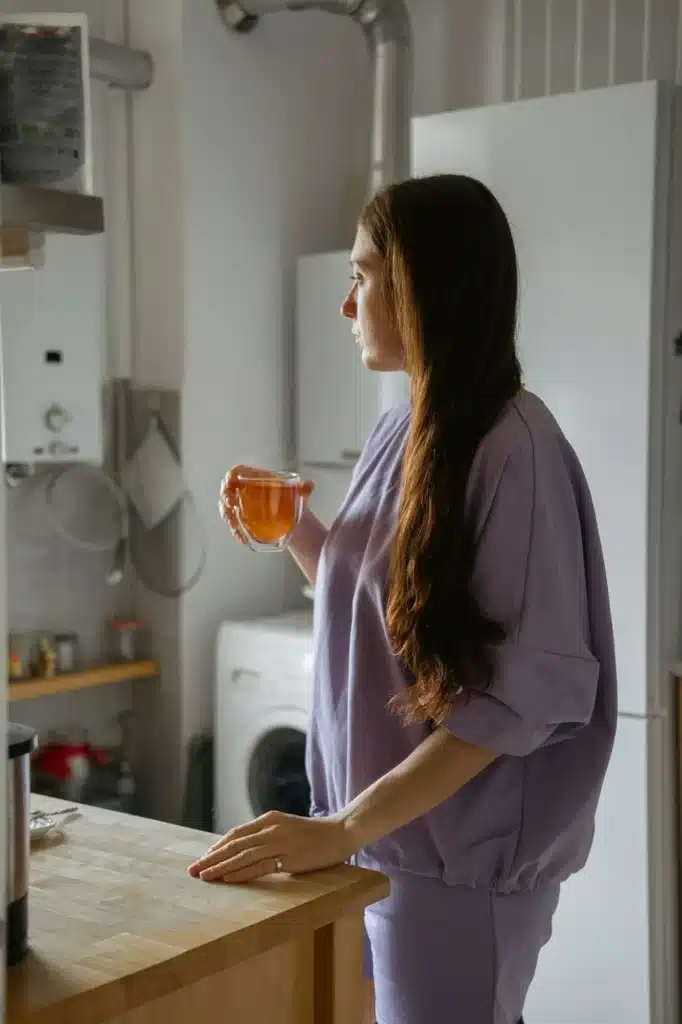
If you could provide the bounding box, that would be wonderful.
[120,414,187,531]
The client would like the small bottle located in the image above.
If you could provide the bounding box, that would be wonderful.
[54,633,78,674]
[108,619,143,662]
[38,636,56,678]
[117,760,135,814]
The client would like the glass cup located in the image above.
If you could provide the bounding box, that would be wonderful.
[233,470,305,552]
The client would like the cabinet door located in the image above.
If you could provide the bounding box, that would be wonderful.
[524,716,650,1024]
[296,252,359,466]
[413,88,659,715]
[305,465,354,531]
[358,367,410,447]
[355,358,381,453]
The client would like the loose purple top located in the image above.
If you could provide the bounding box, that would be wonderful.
[306,390,617,893]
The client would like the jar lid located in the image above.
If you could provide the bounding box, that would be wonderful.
[8,723,37,759]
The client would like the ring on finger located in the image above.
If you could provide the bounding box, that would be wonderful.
[274,857,283,873]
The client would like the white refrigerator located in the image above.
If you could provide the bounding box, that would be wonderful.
[412,81,681,1024]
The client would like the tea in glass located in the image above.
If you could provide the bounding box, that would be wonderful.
[233,471,304,551]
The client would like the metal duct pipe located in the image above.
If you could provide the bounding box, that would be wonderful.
[216,0,411,195]
[359,4,410,194]
[89,37,154,91]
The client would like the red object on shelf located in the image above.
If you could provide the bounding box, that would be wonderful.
[33,742,109,781]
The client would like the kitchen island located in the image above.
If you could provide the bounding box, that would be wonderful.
[7,797,389,1024]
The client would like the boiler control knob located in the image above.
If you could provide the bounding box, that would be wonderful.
[48,440,71,458]
[44,404,70,433]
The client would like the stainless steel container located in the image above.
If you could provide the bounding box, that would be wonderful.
[7,722,37,966]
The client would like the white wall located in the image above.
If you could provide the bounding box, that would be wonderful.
[180,3,368,752]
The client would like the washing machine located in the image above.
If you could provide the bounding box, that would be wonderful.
[214,610,314,833]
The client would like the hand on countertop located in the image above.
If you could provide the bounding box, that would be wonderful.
[187,810,357,883]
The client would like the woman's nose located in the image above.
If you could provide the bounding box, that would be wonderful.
[341,290,356,320]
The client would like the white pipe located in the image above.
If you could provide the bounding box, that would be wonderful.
[366,25,411,191]
[216,0,411,193]
[218,0,411,413]
[89,37,154,90]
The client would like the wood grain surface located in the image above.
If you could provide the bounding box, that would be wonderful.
[7,797,388,1024]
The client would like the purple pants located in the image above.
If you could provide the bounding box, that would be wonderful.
[363,867,560,1024]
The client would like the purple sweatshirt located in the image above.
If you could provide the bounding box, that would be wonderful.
[306,390,617,893]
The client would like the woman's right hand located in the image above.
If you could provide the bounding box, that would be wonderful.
[219,466,313,547]
[219,465,267,546]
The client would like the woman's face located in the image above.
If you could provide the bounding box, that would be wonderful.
[341,225,404,372]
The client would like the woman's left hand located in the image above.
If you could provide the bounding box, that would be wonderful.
[187,811,357,883]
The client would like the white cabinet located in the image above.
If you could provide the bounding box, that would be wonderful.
[524,716,650,1024]
[296,251,359,466]
[412,87,658,716]
[305,464,354,531]
[356,328,384,453]
[296,250,410,467]
[295,250,373,532]
[296,249,411,466]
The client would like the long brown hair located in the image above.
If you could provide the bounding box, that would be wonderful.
[360,175,522,725]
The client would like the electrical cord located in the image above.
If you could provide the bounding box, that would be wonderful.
[44,464,126,553]
[129,487,207,599]
[43,410,206,598]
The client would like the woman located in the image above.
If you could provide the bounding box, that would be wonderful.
[189,175,617,1024]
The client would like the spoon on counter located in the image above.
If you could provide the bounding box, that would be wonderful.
[30,806,80,841]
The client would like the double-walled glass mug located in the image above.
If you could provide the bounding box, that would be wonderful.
[231,470,305,552]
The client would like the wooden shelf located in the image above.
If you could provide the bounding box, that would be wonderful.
[8,660,158,702]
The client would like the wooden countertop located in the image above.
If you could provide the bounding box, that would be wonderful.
[7,798,389,1024]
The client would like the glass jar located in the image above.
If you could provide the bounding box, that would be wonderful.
[53,632,78,674]
[107,619,143,662]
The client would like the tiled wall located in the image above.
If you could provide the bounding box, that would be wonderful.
[7,455,135,747]
[7,383,183,819]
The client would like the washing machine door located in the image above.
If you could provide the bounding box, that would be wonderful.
[246,708,311,819]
